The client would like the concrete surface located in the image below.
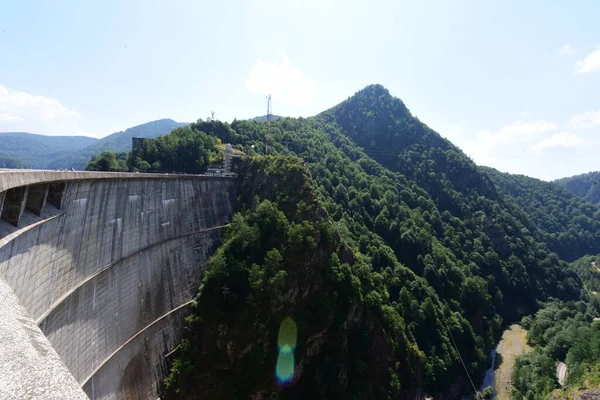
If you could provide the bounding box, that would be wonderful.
[0,170,238,400]
[0,278,88,400]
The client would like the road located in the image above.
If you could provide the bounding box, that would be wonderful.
[593,261,600,273]
[556,362,568,387]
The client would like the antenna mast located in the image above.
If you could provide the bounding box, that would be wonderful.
[265,94,272,155]
[210,111,216,122]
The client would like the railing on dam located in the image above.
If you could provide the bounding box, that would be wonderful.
[0,169,239,400]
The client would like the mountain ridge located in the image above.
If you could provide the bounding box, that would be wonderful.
[555,171,600,204]
[123,83,584,397]
[0,118,186,169]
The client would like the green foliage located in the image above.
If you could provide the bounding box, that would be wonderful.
[165,157,427,398]
[84,125,219,173]
[512,294,600,398]
[571,254,600,293]
[483,167,600,262]
[0,119,185,170]
[162,85,586,398]
[0,153,29,168]
[0,132,95,169]
[85,152,127,171]
[555,171,600,205]
[512,351,557,400]
[127,125,219,173]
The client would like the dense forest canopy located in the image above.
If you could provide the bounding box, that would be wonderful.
[0,119,185,170]
[88,84,598,398]
[482,167,600,262]
[514,292,600,399]
[0,153,30,168]
[555,171,600,205]
[571,254,600,294]
[85,125,220,174]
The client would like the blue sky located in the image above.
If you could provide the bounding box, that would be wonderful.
[0,0,598,180]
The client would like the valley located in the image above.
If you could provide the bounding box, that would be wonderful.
[3,84,600,399]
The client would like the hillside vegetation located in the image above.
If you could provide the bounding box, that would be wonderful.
[86,125,220,173]
[555,172,600,205]
[84,85,599,397]
[0,154,30,168]
[0,132,96,167]
[0,119,185,170]
[512,294,600,399]
[99,84,597,399]
[482,167,600,262]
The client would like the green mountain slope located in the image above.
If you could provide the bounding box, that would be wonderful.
[0,132,97,167]
[150,85,586,398]
[0,153,30,168]
[46,118,186,169]
[555,171,600,204]
[0,119,186,170]
[482,167,600,262]
[87,118,187,154]
[320,85,498,216]
[571,254,600,293]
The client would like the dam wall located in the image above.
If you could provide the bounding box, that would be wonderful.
[0,171,238,399]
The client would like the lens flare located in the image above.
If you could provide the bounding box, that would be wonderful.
[278,317,297,349]
[276,317,297,383]
[276,349,295,382]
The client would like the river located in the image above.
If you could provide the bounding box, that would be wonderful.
[480,349,497,397]
[479,325,532,400]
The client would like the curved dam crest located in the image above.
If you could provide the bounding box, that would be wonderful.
[0,170,238,399]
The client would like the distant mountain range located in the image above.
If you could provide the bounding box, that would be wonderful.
[554,171,600,204]
[0,119,186,170]
[0,115,288,170]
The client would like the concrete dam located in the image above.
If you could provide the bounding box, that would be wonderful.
[0,170,238,399]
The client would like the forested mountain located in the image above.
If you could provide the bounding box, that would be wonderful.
[0,119,185,170]
[0,132,96,167]
[571,254,600,294]
[509,255,600,399]
[0,154,30,168]
[555,172,600,205]
[512,295,600,399]
[88,118,187,154]
[482,167,600,262]
[87,125,220,173]
[89,84,591,398]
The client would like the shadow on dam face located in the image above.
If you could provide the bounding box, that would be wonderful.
[0,172,238,400]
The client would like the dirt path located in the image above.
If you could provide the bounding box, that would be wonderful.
[495,325,533,400]
[593,261,600,273]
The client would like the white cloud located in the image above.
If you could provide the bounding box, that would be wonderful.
[559,44,574,56]
[574,49,600,74]
[569,110,600,130]
[520,111,530,117]
[532,132,584,153]
[0,84,96,136]
[245,51,317,106]
[461,119,557,161]
[0,113,23,122]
